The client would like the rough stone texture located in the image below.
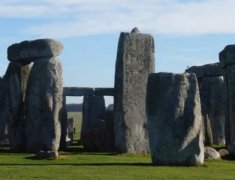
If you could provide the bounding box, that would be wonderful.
[227,142,235,156]
[25,57,63,153]
[60,96,68,150]
[81,96,106,151]
[104,110,115,151]
[63,87,94,96]
[8,39,63,63]
[186,63,226,145]
[219,45,235,68]
[218,148,229,158]
[202,114,213,146]
[0,77,8,142]
[114,28,155,153]
[219,46,235,147]
[94,88,114,96]
[4,62,32,151]
[185,63,223,79]
[200,76,225,145]
[67,118,75,142]
[147,73,204,166]
[204,147,221,160]
[63,87,114,97]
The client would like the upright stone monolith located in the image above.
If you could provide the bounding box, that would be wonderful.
[25,57,63,153]
[60,96,68,150]
[114,27,155,153]
[4,61,32,151]
[219,45,235,154]
[104,108,115,152]
[81,95,106,151]
[0,77,8,143]
[19,39,64,156]
[186,63,225,145]
[147,73,204,166]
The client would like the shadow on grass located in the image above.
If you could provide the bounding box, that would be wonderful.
[0,147,28,154]
[0,161,209,168]
[221,155,235,161]
[0,162,207,167]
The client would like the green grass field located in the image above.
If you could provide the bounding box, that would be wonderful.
[0,112,234,179]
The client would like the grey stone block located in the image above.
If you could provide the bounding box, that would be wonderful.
[81,95,106,151]
[8,39,63,63]
[200,76,225,145]
[63,87,94,96]
[219,45,235,68]
[114,28,155,153]
[186,63,223,79]
[4,62,32,151]
[25,57,63,153]
[94,88,114,96]
[204,147,221,160]
[0,77,8,142]
[147,73,204,166]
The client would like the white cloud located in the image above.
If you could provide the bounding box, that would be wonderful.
[0,0,235,38]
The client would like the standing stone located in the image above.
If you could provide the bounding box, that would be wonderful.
[81,96,106,151]
[25,57,63,153]
[104,109,115,152]
[186,63,225,145]
[147,73,204,166]
[60,96,68,150]
[114,27,155,153]
[0,77,8,143]
[200,76,225,144]
[4,62,32,151]
[220,45,235,153]
[67,118,75,142]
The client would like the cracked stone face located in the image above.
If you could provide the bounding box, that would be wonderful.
[147,73,204,166]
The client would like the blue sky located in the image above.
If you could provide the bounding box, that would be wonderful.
[0,0,235,104]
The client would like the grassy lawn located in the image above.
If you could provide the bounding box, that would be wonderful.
[0,112,234,179]
[0,149,235,180]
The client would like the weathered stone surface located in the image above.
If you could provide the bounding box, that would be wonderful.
[8,39,63,63]
[60,96,68,150]
[222,64,235,145]
[104,110,115,151]
[200,76,225,145]
[94,88,114,96]
[185,63,223,79]
[186,63,225,145]
[81,96,106,151]
[63,87,94,96]
[219,46,235,148]
[67,118,75,142]
[114,28,155,153]
[202,115,213,146]
[219,45,235,68]
[63,87,114,97]
[4,62,32,151]
[25,57,63,153]
[218,148,229,158]
[0,77,8,142]
[204,147,221,160]
[147,73,204,166]
[227,142,235,156]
